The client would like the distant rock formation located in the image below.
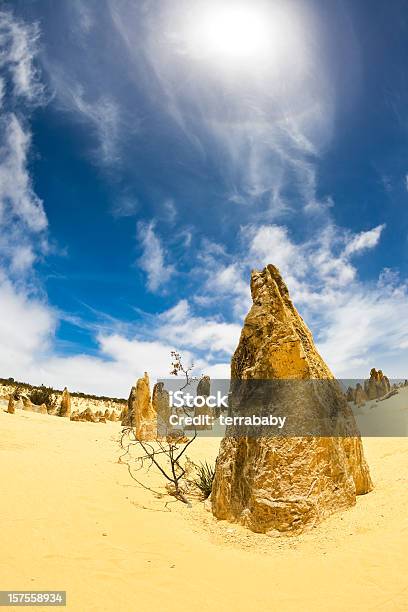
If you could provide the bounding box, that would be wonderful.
[354,383,367,407]
[0,381,126,417]
[345,369,393,405]
[120,396,129,424]
[152,382,171,435]
[346,386,354,402]
[69,406,118,423]
[365,369,377,400]
[211,264,373,535]
[21,395,32,411]
[122,373,157,440]
[78,407,97,422]
[364,368,390,401]
[38,403,47,414]
[7,396,15,414]
[195,375,213,429]
[59,387,71,417]
[197,375,211,397]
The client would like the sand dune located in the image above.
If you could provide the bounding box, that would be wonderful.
[352,385,408,436]
[1,401,407,611]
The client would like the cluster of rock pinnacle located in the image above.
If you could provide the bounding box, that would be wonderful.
[346,369,407,406]
[5,386,119,423]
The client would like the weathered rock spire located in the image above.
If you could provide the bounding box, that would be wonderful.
[122,373,157,441]
[59,387,71,417]
[212,264,373,534]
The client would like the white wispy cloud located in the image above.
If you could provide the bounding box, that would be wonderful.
[343,224,385,256]
[71,0,94,35]
[49,72,122,165]
[0,113,48,232]
[0,277,56,365]
[39,4,142,169]
[0,10,45,103]
[246,223,386,289]
[248,225,304,279]
[0,11,48,279]
[156,299,241,355]
[196,260,251,319]
[163,198,177,223]
[71,87,121,164]
[111,195,139,218]
[137,221,175,292]
[315,285,408,376]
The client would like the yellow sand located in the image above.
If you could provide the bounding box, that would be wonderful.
[1,401,407,611]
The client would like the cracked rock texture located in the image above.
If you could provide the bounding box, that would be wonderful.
[212,264,373,534]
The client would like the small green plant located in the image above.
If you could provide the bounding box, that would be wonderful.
[12,385,25,400]
[29,385,56,410]
[194,461,215,499]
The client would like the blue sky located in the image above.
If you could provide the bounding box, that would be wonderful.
[0,0,408,396]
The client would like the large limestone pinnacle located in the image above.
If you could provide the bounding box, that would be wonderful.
[211,264,373,534]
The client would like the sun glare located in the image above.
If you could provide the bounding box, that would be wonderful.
[196,5,271,61]
[179,1,304,75]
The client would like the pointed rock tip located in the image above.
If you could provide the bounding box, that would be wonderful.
[250,264,290,301]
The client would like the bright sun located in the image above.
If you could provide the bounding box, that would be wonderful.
[195,5,271,61]
[179,1,301,72]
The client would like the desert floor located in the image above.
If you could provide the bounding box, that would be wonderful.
[1,397,407,612]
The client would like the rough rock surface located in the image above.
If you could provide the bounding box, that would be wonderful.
[122,373,157,441]
[211,264,373,535]
[59,387,71,417]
